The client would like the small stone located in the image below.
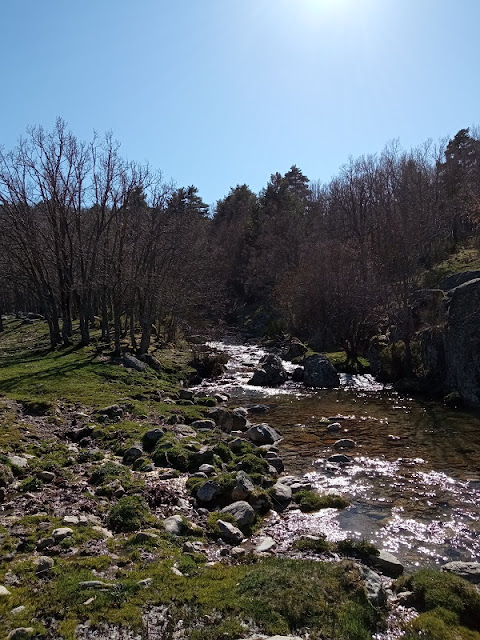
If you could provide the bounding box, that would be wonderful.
[10,606,26,615]
[134,531,159,544]
[171,567,184,576]
[63,515,79,525]
[138,578,153,588]
[79,580,115,589]
[231,546,247,558]
[328,454,353,464]
[37,537,55,550]
[34,555,54,575]
[255,536,276,553]
[190,419,216,430]
[333,439,356,449]
[164,515,185,536]
[245,423,281,445]
[327,422,342,432]
[0,585,11,596]
[198,464,216,474]
[92,526,113,539]
[231,471,254,501]
[36,470,55,482]
[52,527,73,541]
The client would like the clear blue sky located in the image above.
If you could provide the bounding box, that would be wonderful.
[1,0,479,205]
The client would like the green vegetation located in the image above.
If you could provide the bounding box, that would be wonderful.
[397,569,480,637]
[107,495,154,533]
[293,489,350,512]
[422,242,480,288]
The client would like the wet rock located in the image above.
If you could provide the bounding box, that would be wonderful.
[197,480,222,503]
[370,550,404,577]
[34,556,54,576]
[249,354,288,387]
[327,454,353,464]
[222,501,255,528]
[245,423,281,445]
[442,561,480,583]
[255,536,276,553]
[142,428,165,451]
[52,527,73,541]
[7,629,35,640]
[327,422,342,432]
[333,439,356,449]
[247,404,269,414]
[123,353,147,372]
[232,471,254,501]
[217,520,244,545]
[277,476,312,493]
[265,452,284,472]
[303,354,340,388]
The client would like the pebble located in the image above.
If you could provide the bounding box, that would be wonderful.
[10,606,26,615]
[63,515,79,525]
[0,585,11,596]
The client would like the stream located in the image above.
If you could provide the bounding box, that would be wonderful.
[195,341,480,572]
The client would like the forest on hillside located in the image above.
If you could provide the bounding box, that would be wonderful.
[0,119,479,363]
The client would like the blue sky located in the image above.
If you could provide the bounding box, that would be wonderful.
[1,0,479,205]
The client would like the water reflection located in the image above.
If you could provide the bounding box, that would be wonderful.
[194,342,480,569]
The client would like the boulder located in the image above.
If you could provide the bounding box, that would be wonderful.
[245,423,281,445]
[208,408,234,432]
[303,354,339,388]
[255,536,276,553]
[247,404,269,414]
[438,270,480,291]
[34,556,54,575]
[327,422,341,432]
[358,565,387,607]
[369,550,404,577]
[190,419,216,430]
[123,353,147,372]
[52,527,73,541]
[197,480,222,502]
[36,470,55,483]
[248,354,288,387]
[445,278,480,407]
[221,501,256,528]
[292,367,304,382]
[265,453,284,473]
[0,585,11,596]
[282,338,307,361]
[277,476,312,493]
[441,561,480,583]
[217,520,244,545]
[232,471,254,501]
[164,515,186,536]
[122,445,143,465]
[271,482,292,507]
[7,629,35,640]
[142,428,165,451]
[8,455,28,470]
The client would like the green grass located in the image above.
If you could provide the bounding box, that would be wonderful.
[422,242,480,288]
[0,555,382,640]
[0,318,192,410]
[293,490,350,512]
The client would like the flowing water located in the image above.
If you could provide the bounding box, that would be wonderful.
[195,342,480,571]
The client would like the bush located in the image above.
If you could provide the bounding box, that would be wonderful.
[397,569,480,631]
[336,538,380,561]
[236,453,269,476]
[294,490,349,512]
[107,495,152,533]
[293,535,331,554]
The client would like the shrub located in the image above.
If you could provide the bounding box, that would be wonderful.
[294,490,349,512]
[107,495,152,533]
[336,538,380,561]
[293,535,331,554]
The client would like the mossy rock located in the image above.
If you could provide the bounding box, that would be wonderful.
[107,495,153,533]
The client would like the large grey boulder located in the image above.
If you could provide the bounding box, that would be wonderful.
[197,480,222,502]
[122,445,143,465]
[245,423,281,445]
[123,353,147,372]
[445,278,480,407]
[232,471,254,501]
[442,561,480,583]
[249,354,288,387]
[221,501,256,528]
[369,550,404,577]
[217,520,244,545]
[303,354,339,388]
